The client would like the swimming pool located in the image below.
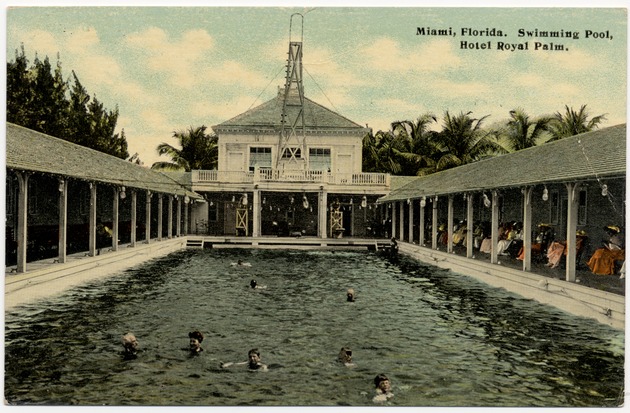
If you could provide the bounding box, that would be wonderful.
[4,248,625,406]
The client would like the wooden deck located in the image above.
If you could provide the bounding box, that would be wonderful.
[186,236,391,250]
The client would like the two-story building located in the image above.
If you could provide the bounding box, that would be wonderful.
[190,37,391,239]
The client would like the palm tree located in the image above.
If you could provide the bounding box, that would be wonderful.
[547,104,606,142]
[151,125,218,171]
[503,108,553,151]
[433,111,506,171]
[390,113,439,176]
[362,129,402,174]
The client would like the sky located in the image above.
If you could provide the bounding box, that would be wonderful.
[4,2,628,168]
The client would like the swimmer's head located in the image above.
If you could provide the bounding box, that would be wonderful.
[250,280,257,288]
[248,348,261,366]
[238,259,243,265]
[374,374,391,393]
[122,333,138,354]
[188,330,204,352]
[338,347,352,363]
[347,288,355,302]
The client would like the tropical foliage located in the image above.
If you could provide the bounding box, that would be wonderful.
[363,105,607,176]
[151,126,219,171]
[502,108,553,151]
[547,105,606,142]
[7,46,129,159]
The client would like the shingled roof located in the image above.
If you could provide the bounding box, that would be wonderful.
[380,123,626,202]
[6,123,201,199]
[213,93,369,136]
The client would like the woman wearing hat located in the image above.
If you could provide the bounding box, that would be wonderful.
[587,226,625,275]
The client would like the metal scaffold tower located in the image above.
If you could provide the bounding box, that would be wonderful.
[277,13,306,170]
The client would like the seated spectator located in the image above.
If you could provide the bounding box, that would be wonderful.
[452,221,467,246]
[587,226,625,275]
[517,223,553,261]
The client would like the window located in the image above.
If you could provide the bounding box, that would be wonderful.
[309,148,331,171]
[550,191,560,225]
[281,147,301,159]
[208,202,218,222]
[578,189,587,225]
[249,147,272,172]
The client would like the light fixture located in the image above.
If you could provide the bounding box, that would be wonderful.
[242,193,248,206]
[184,195,190,204]
[120,186,126,199]
[290,196,295,204]
[407,198,411,205]
[232,195,236,202]
[302,194,309,209]
[483,193,491,208]
[601,184,608,196]
[361,196,367,208]
[58,179,65,192]
[263,197,266,204]
[542,186,549,201]
[350,198,353,205]
[209,201,214,206]
[420,197,426,208]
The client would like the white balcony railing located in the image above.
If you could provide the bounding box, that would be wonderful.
[192,169,389,187]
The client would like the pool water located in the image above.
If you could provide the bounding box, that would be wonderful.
[4,248,625,406]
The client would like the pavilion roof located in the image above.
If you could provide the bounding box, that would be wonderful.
[6,122,202,199]
[379,123,626,202]
[213,92,369,135]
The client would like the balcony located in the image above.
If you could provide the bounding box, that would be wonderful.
[192,169,390,187]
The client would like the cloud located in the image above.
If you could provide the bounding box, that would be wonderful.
[8,28,59,58]
[125,27,214,89]
[361,37,461,74]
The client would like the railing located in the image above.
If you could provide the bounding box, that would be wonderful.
[193,169,389,187]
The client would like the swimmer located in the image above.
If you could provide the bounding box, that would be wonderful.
[373,373,394,402]
[231,259,251,267]
[346,288,355,302]
[121,332,139,357]
[337,347,355,367]
[250,279,267,289]
[220,348,268,371]
[188,330,204,353]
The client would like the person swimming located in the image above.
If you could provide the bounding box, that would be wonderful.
[220,348,268,371]
[250,279,267,289]
[373,373,394,402]
[346,288,355,302]
[121,332,139,358]
[188,330,204,353]
[231,259,251,267]
[337,347,354,367]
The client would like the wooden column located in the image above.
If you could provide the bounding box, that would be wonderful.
[16,172,29,273]
[447,195,454,253]
[157,194,163,242]
[391,202,397,239]
[183,199,189,236]
[58,178,68,263]
[565,183,579,282]
[418,198,426,246]
[408,200,414,243]
[145,190,152,244]
[318,190,328,239]
[88,182,97,257]
[399,201,405,242]
[130,190,137,247]
[466,193,474,258]
[168,195,173,239]
[176,196,182,237]
[432,196,438,250]
[112,187,119,252]
[253,189,261,237]
[522,187,533,272]
[490,190,499,264]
